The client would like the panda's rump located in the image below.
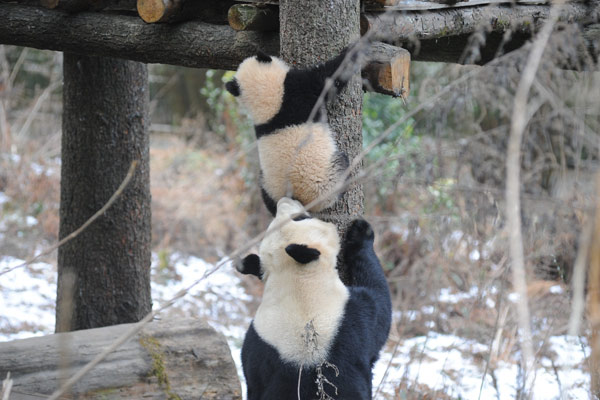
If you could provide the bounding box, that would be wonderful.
[258,124,339,210]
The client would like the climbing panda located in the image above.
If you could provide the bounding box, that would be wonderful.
[225,50,354,215]
[237,197,392,399]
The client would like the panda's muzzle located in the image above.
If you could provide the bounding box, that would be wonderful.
[225,78,241,97]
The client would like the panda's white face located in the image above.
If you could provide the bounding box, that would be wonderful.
[254,197,348,366]
[228,55,289,125]
[259,198,340,279]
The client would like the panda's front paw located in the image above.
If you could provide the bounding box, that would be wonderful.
[345,219,374,247]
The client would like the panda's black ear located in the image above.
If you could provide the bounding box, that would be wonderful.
[225,78,240,97]
[256,50,273,63]
[285,244,321,264]
[235,254,262,279]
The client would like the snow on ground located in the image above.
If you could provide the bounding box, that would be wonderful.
[0,253,592,399]
[373,331,589,399]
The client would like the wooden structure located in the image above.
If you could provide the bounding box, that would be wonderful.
[0,0,598,397]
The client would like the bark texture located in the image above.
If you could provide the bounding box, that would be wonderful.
[280,0,362,283]
[57,54,151,332]
[0,318,242,399]
[0,3,278,71]
[0,3,595,69]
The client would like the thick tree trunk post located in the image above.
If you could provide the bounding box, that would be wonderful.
[57,54,151,332]
[279,0,362,283]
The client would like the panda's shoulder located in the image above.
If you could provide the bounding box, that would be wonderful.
[344,287,381,317]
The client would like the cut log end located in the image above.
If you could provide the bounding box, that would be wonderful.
[228,4,278,32]
[364,44,411,98]
[137,0,167,23]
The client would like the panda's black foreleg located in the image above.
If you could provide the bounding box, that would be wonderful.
[343,219,389,292]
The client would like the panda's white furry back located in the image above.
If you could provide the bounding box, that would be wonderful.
[225,51,350,215]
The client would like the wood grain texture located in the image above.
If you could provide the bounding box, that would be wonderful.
[228,3,278,31]
[279,0,363,284]
[363,42,410,98]
[0,318,242,399]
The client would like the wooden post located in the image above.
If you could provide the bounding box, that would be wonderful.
[279,0,362,283]
[57,54,152,332]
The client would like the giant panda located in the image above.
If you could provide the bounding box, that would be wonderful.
[225,50,354,215]
[237,197,392,399]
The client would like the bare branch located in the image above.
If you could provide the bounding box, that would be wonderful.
[505,0,565,382]
[0,160,139,277]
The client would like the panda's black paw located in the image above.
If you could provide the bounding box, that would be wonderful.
[345,219,374,247]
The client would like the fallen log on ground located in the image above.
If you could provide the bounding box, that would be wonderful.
[0,318,242,399]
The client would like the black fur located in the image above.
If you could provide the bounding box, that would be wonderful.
[241,219,392,399]
[225,78,240,97]
[254,48,352,139]
[292,213,311,221]
[284,244,321,264]
[256,50,273,63]
[236,254,262,279]
[260,187,278,216]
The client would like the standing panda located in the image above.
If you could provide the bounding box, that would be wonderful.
[225,50,354,215]
[238,198,392,399]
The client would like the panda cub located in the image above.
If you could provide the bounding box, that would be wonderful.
[238,198,392,399]
[225,51,352,215]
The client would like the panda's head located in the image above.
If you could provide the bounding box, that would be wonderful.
[225,52,290,125]
[259,198,340,279]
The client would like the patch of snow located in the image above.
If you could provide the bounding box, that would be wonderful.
[0,192,9,205]
[373,331,590,400]
[0,257,56,341]
[25,216,38,227]
[438,286,478,304]
[550,285,564,295]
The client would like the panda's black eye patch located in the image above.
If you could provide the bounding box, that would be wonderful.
[292,214,311,222]
[225,79,240,97]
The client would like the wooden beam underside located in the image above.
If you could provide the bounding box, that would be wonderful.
[0,2,596,69]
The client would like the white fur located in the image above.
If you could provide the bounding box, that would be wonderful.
[234,56,289,125]
[253,198,349,366]
[258,124,340,212]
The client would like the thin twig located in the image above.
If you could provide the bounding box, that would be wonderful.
[568,219,595,336]
[1,373,12,400]
[505,0,563,385]
[0,160,139,276]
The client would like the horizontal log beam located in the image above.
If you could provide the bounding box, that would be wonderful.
[0,318,241,398]
[0,2,596,71]
[137,0,233,23]
[0,2,278,70]
[361,2,594,40]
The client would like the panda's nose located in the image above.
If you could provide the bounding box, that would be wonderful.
[225,78,240,97]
